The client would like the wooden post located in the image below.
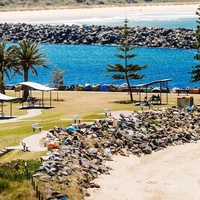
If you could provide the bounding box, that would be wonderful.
[36,186,39,197]
[33,180,36,190]
[38,191,41,200]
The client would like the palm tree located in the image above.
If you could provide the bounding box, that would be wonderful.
[10,40,49,99]
[0,41,13,94]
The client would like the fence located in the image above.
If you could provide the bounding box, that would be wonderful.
[31,177,44,200]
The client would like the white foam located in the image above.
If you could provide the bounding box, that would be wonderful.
[1,11,196,28]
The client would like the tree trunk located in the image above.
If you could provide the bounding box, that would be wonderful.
[128,84,133,102]
[126,78,133,102]
[0,71,5,94]
[125,49,133,102]
[23,70,29,99]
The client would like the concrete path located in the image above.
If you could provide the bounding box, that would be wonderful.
[111,110,134,118]
[0,109,47,152]
[21,131,47,152]
[5,110,134,153]
[8,131,47,152]
[0,109,43,124]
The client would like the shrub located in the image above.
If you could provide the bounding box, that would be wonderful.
[98,1,105,4]
[0,2,5,6]
[0,160,42,182]
[0,179,10,192]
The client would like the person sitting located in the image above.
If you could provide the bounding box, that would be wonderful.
[144,96,152,109]
[27,95,31,106]
[150,94,156,101]
[156,94,161,100]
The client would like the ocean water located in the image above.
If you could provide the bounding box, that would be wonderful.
[6,43,198,89]
[62,12,197,29]
[4,11,200,89]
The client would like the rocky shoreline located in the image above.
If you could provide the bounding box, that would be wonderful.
[0,23,196,49]
[34,106,200,199]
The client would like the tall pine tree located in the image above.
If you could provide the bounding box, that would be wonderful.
[105,18,147,102]
[189,6,200,82]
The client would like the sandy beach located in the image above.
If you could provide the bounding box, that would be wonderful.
[84,109,200,200]
[0,4,198,24]
[87,141,200,200]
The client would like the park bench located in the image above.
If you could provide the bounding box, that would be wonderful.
[22,142,31,152]
[32,99,44,107]
[149,97,161,104]
[104,108,111,117]
[32,123,43,132]
[73,115,81,124]
[140,102,153,111]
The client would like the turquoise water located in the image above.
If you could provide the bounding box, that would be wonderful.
[66,14,197,29]
[6,43,198,89]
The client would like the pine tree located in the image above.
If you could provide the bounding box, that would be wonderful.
[105,18,147,102]
[189,6,200,82]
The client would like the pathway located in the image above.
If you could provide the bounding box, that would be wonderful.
[7,131,47,152]
[0,109,43,124]
[0,108,47,152]
[4,110,134,153]
[21,131,47,152]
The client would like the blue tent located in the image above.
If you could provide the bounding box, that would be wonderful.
[84,84,93,91]
[100,84,110,91]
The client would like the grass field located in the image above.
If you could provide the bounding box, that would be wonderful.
[0,90,197,151]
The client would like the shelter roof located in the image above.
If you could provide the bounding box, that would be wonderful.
[19,82,57,91]
[134,78,172,88]
[0,93,18,101]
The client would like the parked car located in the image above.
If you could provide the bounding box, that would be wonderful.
[5,85,16,90]
[151,87,170,93]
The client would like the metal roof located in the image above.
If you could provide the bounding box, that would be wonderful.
[19,82,57,91]
[0,93,18,101]
[134,78,172,88]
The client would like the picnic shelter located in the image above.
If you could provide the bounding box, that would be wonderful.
[134,78,172,104]
[0,93,18,118]
[19,82,57,108]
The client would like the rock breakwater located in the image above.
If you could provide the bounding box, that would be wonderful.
[0,23,196,49]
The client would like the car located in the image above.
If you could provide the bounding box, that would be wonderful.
[151,87,170,93]
[5,85,16,90]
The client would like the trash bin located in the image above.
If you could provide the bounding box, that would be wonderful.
[177,96,185,108]
[185,96,194,106]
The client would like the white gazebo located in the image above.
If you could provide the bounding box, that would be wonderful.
[19,82,57,108]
